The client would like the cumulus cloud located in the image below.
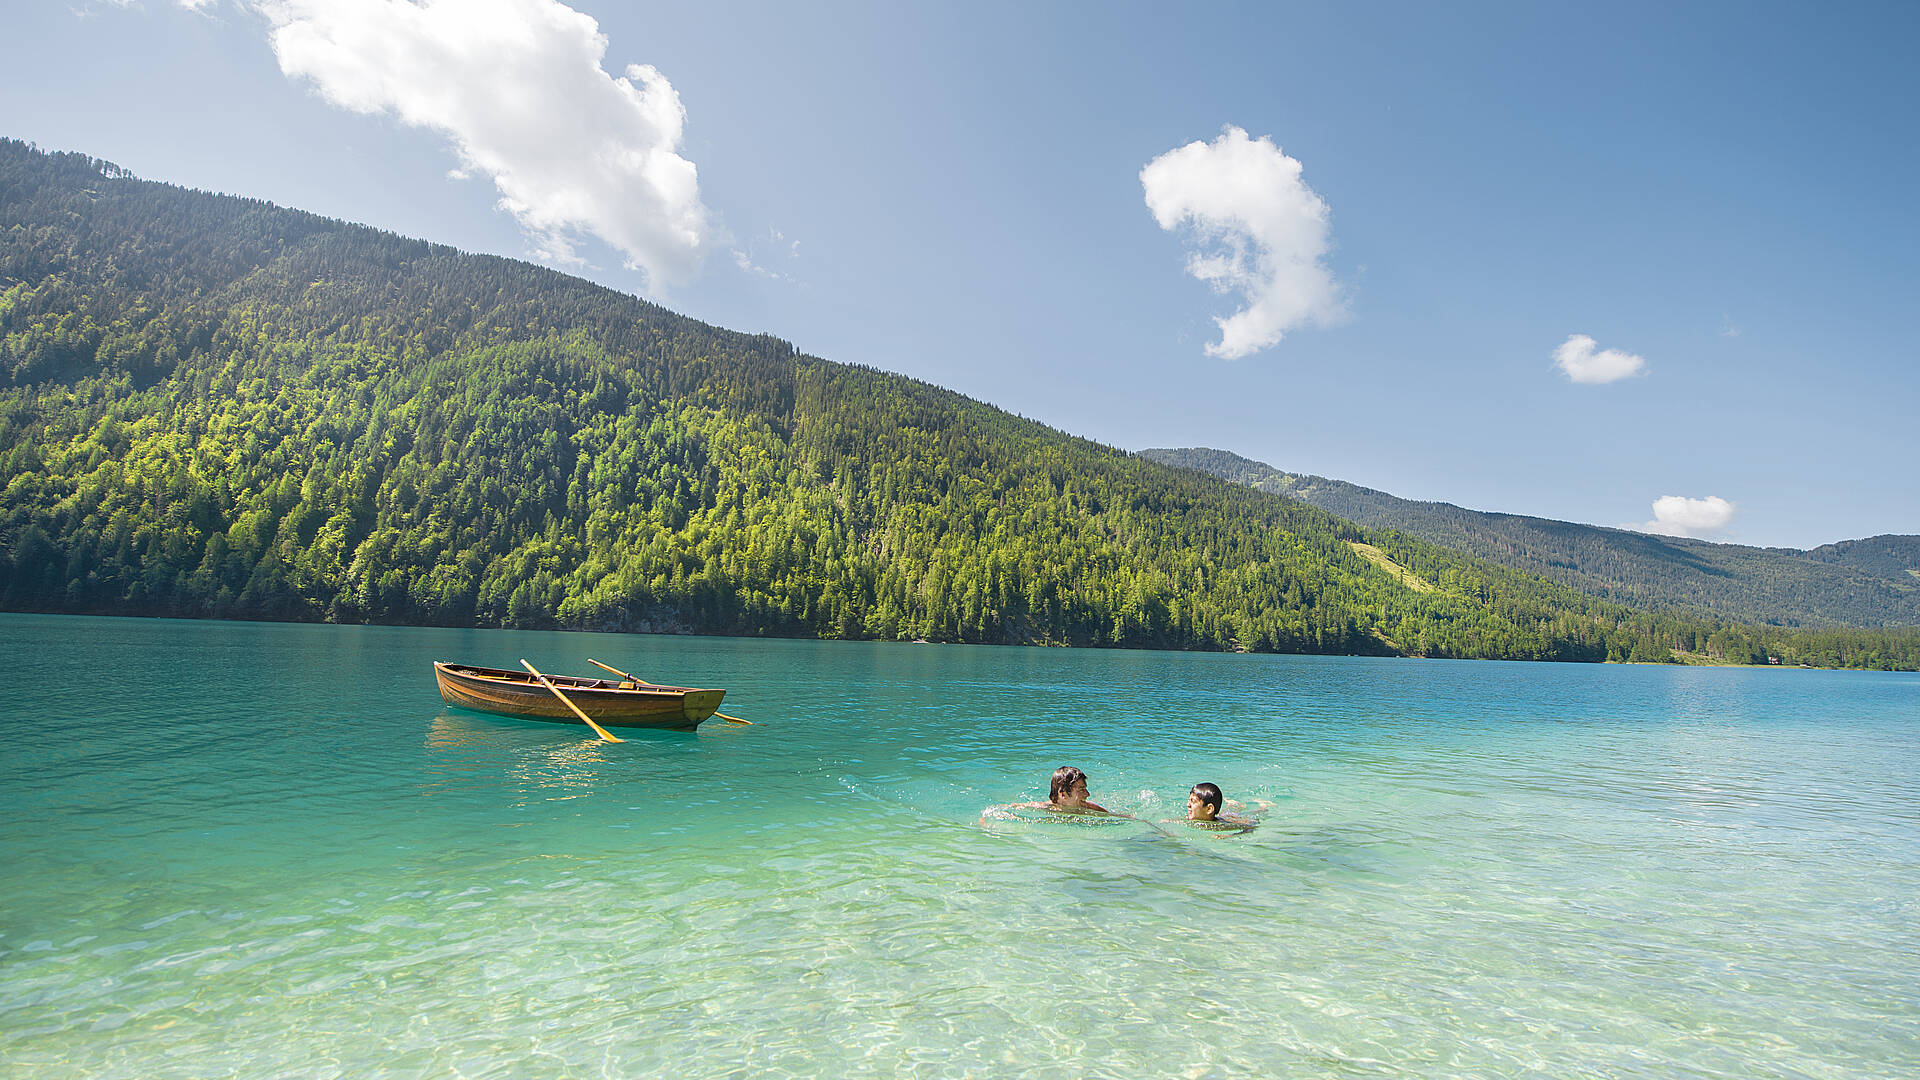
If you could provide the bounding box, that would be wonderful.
[262,0,710,291]
[1553,334,1647,384]
[1637,495,1736,538]
[1141,126,1342,359]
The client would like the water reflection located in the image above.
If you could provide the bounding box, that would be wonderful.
[512,738,610,792]
[421,711,610,805]
[423,710,501,750]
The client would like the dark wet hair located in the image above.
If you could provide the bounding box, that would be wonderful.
[1050,766,1088,802]
[1190,782,1223,811]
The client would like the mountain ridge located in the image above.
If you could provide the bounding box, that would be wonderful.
[1138,447,1920,628]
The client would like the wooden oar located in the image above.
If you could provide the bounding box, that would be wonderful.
[588,657,657,686]
[587,658,752,725]
[521,659,624,743]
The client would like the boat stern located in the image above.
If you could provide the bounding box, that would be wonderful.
[681,689,726,725]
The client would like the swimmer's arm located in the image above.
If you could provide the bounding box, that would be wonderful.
[999,800,1129,816]
[981,803,1037,824]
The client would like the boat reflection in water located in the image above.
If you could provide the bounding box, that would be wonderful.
[422,710,612,805]
[424,710,509,751]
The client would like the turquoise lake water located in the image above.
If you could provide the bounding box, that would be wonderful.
[1,612,1916,1078]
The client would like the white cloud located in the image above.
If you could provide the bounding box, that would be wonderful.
[1637,495,1736,538]
[262,0,710,291]
[1553,334,1647,384]
[730,249,778,279]
[731,227,800,282]
[1141,126,1342,359]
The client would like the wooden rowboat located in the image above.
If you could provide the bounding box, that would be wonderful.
[434,661,725,731]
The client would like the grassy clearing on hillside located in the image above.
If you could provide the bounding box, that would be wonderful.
[1346,541,1435,593]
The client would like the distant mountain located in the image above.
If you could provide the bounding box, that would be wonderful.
[1138,448,1920,628]
[1803,535,1920,585]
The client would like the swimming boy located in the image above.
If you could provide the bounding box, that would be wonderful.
[1018,766,1112,814]
[1187,782,1226,822]
[1183,782,1253,830]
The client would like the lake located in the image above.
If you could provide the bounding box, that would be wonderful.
[2,613,1915,1078]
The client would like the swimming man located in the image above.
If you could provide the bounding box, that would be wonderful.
[1018,766,1112,814]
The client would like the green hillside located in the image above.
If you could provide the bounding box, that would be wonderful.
[1140,447,1920,629]
[1803,535,1920,586]
[4,139,1916,669]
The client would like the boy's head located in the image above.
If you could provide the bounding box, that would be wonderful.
[1050,766,1091,808]
[1188,783,1223,821]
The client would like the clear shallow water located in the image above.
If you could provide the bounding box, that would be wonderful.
[2,613,1916,1079]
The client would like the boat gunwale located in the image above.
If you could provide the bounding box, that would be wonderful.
[433,660,715,698]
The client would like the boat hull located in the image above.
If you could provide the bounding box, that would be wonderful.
[434,662,725,731]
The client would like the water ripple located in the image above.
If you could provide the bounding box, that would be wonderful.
[2,617,1916,1078]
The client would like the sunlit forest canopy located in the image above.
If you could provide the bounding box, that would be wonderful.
[3,140,1915,670]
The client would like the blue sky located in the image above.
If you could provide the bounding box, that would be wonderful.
[7,1,1915,549]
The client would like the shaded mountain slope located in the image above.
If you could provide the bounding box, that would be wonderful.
[1803,536,1920,585]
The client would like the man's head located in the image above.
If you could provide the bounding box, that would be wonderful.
[1188,783,1223,821]
[1050,766,1091,809]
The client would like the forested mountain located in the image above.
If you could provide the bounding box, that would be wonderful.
[1803,535,1920,585]
[3,139,1916,670]
[1140,447,1920,628]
